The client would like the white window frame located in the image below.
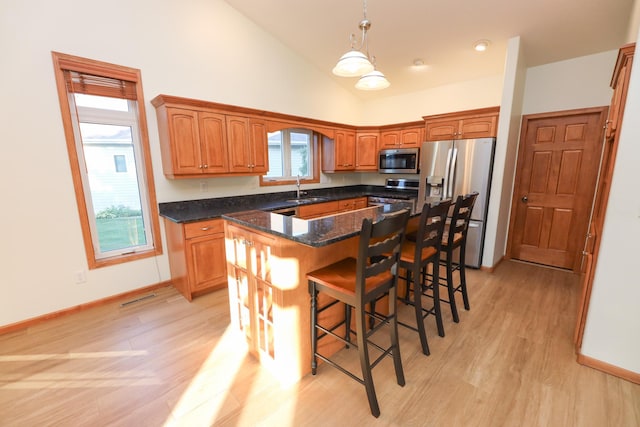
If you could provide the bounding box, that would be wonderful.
[52,51,162,269]
[264,128,314,181]
[69,97,155,259]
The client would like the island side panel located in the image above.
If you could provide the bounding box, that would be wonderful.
[224,220,359,384]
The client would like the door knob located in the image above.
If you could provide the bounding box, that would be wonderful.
[521,195,528,203]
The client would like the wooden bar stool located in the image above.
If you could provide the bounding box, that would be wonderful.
[307,210,410,418]
[439,192,478,323]
[397,200,451,355]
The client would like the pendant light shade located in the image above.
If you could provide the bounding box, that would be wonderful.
[332,50,374,77]
[355,69,390,90]
[332,0,389,90]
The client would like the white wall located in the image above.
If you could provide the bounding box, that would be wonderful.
[360,75,504,125]
[581,28,640,374]
[485,37,528,267]
[0,0,364,327]
[522,51,618,115]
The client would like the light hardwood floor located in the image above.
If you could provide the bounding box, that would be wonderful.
[1,260,639,426]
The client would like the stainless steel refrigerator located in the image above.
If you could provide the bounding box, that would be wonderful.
[416,138,496,268]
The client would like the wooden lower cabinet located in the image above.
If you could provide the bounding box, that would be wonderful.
[338,197,368,211]
[224,221,359,383]
[164,218,227,301]
[297,197,368,219]
[297,200,340,219]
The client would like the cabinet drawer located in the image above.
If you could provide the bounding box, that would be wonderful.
[337,199,356,210]
[297,201,340,219]
[184,219,224,239]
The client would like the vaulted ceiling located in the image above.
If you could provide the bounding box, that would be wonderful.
[223,0,635,99]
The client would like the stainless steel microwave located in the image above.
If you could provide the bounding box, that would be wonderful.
[378,148,420,173]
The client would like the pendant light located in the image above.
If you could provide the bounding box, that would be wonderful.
[355,56,390,90]
[332,0,389,89]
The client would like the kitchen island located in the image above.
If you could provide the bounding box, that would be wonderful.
[222,205,410,384]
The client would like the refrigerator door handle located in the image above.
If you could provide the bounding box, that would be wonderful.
[446,147,458,199]
[443,148,452,199]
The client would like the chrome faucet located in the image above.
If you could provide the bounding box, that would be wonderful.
[296,174,301,198]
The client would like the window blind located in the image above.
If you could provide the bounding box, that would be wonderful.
[63,70,137,100]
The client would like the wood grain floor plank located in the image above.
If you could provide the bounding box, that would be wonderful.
[0,260,638,426]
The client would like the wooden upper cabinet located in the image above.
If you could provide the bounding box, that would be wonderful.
[424,107,499,141]
[323,129,356,172]
[355,131,379,171]
[399,126,422,147]
[249,119,269,174]
[158,107,228,177]
[199,112,229,173]
[379,124,423,148]
[164,107,202,175]
[152,95,269,178]
[227,115,252,172]
[380,130,401,148]
[223,116,268,174]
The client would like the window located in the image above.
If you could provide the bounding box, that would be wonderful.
[52,52,162,269]
[114,155,127,173]
[261,128,319,186]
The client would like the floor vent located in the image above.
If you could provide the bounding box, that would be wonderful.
[120,293,156,307]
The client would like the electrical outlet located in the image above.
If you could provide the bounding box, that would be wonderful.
[200,181,208,192]
[74,270,86,284]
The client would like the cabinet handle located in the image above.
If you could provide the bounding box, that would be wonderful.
[203,164,208,168]
[199,164,203,169]
[200,227,210,231]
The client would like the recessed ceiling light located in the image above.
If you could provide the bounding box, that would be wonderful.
[413,58,424,66]
[473,40,490,52]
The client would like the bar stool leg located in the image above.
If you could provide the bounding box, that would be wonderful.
[310,284,318,375]
[446,257,460,323]
[460,246,470,310]
[388,284,406,387]
[430,262,445,337]
[355,303,380,418]
[345,305,352,347]
[411,264,430,356]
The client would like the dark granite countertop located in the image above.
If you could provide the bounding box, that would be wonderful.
[222,204,410,247]
[158,184,418,223]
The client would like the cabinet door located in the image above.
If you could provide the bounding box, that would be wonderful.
[226,230,252,341]
[167,108,204,174]
[225,225,277,359]
[199,112,229,173]
[227,115,252,172]
[380,130,400,147]
[459,116,497,139]
[251,234,276,359]
[249,119,269,174]
[186,233,227,292]
[334,130,356,170]
[425,119,460,141]
[353,197,368,209]
[297,200,340,219]
[400,127,422,147]
[355,132,379,170]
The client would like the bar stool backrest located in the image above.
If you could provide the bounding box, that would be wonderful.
[445,193,478,249]
[415,200,452,258]
[356,210,410,300]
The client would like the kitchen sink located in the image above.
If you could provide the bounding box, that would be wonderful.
[285,197,328,204]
